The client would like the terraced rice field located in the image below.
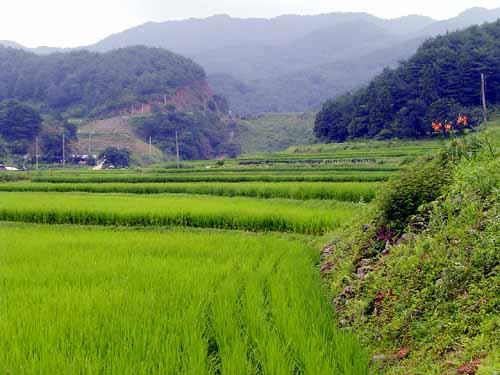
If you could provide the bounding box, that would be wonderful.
[0,181,377,201]
[0,192,362,234]
[30,171,391,183]
[0,140,440,374]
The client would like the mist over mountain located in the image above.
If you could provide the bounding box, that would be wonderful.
[419,7,500,35]
[89,13,416,55]
[2,7,500,114]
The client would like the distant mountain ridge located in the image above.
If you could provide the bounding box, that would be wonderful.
[2,7,500,114]
[419,7,500,35]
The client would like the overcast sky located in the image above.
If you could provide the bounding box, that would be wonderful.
[1,0,499,47]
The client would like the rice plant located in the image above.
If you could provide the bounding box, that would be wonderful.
[31,172,391,184]
[0,223,369,374]
[0,192,364,234]
[0,181,378,202]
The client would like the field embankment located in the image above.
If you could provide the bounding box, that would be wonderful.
[321,124,500,374]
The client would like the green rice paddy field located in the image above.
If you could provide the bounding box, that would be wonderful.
[0,224,368,374]
[0,181,377,201]
[0,141,440,374]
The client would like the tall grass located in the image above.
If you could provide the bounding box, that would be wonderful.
[0,224,369,374]
[0,192,362,234]
[0,181,378,202]
[0,172,29,182]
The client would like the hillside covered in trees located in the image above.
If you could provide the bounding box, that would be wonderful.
[315,20,500,142]
[0,46,205,118]
[0,46,239,163]
[132,110,239,161]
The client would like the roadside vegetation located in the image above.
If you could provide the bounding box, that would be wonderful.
[321,123,500,374]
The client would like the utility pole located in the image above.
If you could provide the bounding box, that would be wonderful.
[62,133,66,166]
[35,137,39,171]
[164,94,167,106]
[175,130,180,169]
[481,73,488,126]
[149,136,152,156]
[88,132,92,156]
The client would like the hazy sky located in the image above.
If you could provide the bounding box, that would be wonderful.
[1,0,499,47]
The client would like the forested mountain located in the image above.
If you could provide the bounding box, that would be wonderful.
[315,20,500,141]
[83,12,436,114]
[0,46,237,162]
[1,8,499,115]
[0,46,205,117]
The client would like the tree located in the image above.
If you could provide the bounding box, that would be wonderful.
[99,147,131,168]
[132,110,236,160]
[314,98,351,142]
[0,100,42,154]
[39,121,78,164]
[393,100,427,138]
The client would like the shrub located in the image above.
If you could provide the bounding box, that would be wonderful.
[377,155,452,231]
[99,148,131,168]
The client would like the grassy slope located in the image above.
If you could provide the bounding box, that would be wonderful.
[286,138,444,154]
[322,124,500,374]
[75,116,163,161]
[237,113,316,154]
